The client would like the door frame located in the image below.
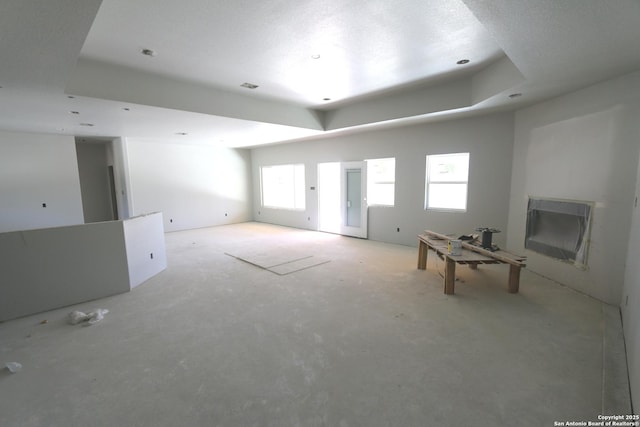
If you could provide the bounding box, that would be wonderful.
[340,161,368,238]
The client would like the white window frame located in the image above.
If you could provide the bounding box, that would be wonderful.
[366,157,395,207]
[260,164,306,210]
[425,152,469,212]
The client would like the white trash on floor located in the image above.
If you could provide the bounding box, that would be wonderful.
[67,309,109,326]
[5,362,22,373]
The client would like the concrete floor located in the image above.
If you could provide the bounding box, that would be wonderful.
[0,222,631,426]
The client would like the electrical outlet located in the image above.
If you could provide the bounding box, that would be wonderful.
[170,219,173,223]
[397,227,400,232]
[42,203,47,208]
[150,253,153,259]
[225,213,228,216]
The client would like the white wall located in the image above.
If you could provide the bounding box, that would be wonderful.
[126,139,252,232]
[0,213,166,321]
[0,220,130,321]
[507,71,640,305]
[123,212,167,289]
[110,137,133,220]
[0,130,84,232]
[0,131,252,234]
[251,113,515,247]
[622,117,640,412]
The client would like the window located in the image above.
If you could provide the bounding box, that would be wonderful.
[425,152,469,211]
[261,164,305,210]
[366,157,395,206]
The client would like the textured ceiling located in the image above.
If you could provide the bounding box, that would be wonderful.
[79,0,503,106]
[0,0,639,147]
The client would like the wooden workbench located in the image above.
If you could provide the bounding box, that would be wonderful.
[417,230,526,295]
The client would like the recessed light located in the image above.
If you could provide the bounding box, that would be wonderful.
[311,54,321,59]
[70,111,80,115]
[141,48,156,57]
[456,59,470,65]
[240,82,259,89]
[79,123,94,127]
[509,93,523,99]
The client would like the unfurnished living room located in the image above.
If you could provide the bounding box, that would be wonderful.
[1,1,640,426]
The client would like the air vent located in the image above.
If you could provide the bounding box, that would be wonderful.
[240,82,259,89]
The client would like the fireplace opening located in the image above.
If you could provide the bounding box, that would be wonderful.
[525,198,592,267]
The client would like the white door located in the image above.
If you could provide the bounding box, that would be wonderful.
[318,161,368,238]
[340,161,367,238]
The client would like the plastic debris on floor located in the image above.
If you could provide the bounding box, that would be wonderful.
[67,309,109,326]
[5,362,22,374]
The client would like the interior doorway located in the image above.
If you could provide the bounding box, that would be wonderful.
[75,139,115,223]
[107,165,119,220]
[318,161,367,238]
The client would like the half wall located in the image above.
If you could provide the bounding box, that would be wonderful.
[0,212,166,321]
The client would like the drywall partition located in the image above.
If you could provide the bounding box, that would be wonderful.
[507,71,640,305]
[0,212,166,322]
[126,139,252,232]
[251,112,514,247]
[0,221,129,322]
[622,144,640,411]
[123,212,167,288]
[0,130,84,233]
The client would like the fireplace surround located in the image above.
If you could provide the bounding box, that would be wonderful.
[525,197,592,268]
